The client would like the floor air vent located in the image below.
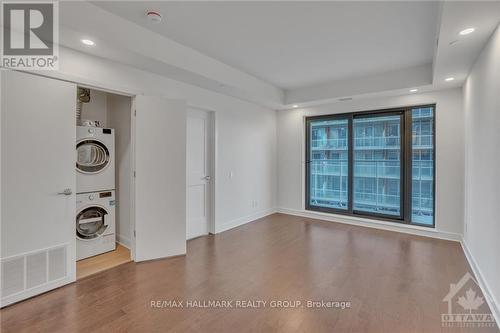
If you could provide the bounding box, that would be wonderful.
[1,244,68,299]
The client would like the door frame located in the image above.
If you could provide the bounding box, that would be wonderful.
[186,107,216,237]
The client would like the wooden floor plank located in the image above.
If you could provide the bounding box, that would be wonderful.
[76,243,131,280]
[1,213,498,332]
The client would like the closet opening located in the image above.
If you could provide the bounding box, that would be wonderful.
[75,87,134,279]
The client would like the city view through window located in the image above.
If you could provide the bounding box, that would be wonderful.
[307,106,434,226]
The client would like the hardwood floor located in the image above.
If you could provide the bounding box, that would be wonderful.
[1,213,498,332]
[76,243,131,280]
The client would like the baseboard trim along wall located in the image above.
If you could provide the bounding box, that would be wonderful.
[461,240,500,327]
[277,207,462,242]
[215,208,277,234]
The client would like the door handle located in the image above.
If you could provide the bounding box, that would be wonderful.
[203,176,211,181]
[57,188,73,196]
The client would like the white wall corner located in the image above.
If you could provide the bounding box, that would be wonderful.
[117,235,131,249]
[215,208,277,234]
[461,239,500,327]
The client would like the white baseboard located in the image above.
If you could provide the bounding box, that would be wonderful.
[117,234,131,249]
[461,239,500,327]
[277,207,462,242]
[215,208,277,234]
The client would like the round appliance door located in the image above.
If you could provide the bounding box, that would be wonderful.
[76,139,110,174]
[76,206,108,240]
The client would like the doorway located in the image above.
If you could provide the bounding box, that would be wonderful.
[75,87,133,279]
[186,108,215,239]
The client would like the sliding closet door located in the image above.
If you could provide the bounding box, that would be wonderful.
[1,70,76,307]
[133,96,187,262]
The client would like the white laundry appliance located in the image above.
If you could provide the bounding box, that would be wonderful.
[76,190,116,260]
[76,126,115,193]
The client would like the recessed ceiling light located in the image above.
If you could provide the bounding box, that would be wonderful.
[81,39,95,46]
[292,105,298,108]
[459,28,475,36]
[410,89,418,93]
[445,77,455,82]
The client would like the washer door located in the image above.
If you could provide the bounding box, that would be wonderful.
[76,139,110,174]
[76,206,108,240]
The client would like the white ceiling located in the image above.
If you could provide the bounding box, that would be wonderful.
[93,1,440,90]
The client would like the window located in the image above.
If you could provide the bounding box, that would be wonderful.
[305,105,435,227]
[411,107,434,226]
[308,118,349,210]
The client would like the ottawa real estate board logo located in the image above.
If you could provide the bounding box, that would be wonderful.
[1,1,59,70]
[442,272,496,328]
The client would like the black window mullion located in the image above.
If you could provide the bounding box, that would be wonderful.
[347,115,354,214]
[403,109,413,223]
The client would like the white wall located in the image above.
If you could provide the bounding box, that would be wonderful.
[463,25,500,319]
[277,88,464,239]
[43,46,277,235]
[107,94,132,248]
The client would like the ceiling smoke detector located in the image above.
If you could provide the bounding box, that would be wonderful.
[146,10,162,24]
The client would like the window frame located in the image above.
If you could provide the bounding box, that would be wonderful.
[305,104,436,228]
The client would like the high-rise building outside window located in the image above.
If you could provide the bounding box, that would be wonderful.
[305,105,435,227]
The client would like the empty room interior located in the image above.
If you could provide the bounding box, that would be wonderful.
[1,1,500,332]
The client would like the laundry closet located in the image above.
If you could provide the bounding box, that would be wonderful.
[75,87,133,278]
[1,70,187,307]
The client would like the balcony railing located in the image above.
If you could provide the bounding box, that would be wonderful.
[412,160,433,179]
[311,160,400,179]
[310,189,347,200]
[311,159,432,180]
[354,136,400,148]
[412,134,433,148]
[311,188,400,209]
[311,138,347,150]
[354,160,400,179]
[312,135,433,150]
[353,192,400,208]
[311,161,348,176]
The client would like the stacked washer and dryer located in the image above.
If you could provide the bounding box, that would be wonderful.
[76,120,117,260]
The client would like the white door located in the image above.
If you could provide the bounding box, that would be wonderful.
[133,95,187,262]
[186,108,212,239]
[1,70,76,306]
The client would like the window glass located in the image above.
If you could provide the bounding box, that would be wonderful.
[353,115,401,217]
[411,107,434,225]
[308,119,349,210]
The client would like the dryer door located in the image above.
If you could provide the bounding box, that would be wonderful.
[76,139,110,174]
[76,206,109,240]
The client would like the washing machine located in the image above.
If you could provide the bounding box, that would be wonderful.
[76,126,115,193]
[76,190,116,260]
